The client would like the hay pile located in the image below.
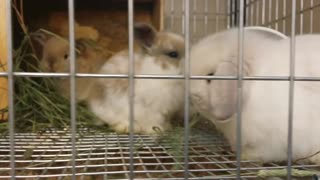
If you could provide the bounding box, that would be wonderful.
[0,0,203,135]
[0,35,111,134]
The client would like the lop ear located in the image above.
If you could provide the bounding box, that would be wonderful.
[209,61,238,121]
[134,23,157,48]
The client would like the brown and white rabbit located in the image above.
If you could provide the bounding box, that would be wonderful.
[88,23,185,134]
[34,33,110,101]
[190,27,320,164]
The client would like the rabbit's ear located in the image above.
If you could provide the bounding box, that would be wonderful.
[30,30,52,59]
[134,23,157,47]
[209,61,238,121]
[30,30,51,46]
[75,39,87,53]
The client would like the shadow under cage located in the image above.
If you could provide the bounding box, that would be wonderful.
[0,0,320,179]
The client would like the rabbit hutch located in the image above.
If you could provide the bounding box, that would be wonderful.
[1,0,320,179]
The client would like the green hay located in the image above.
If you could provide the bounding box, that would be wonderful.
[198,168,320,179]
[0,35,111,135]
[152,113,203,178]
[257,169,319,178]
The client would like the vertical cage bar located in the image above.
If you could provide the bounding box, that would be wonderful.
[227,0,230,28]
[128,0,135,179]
[250,0,254,25]
[310,0,314,33]
[262,0,266,25]
[244,0,248,26]
[235,0,239,26]
[268,0,272,27]
[103,137,108,180]
[183,0,190,179]
[230,0,234,27]
[67,0,77,179]
[215,0,220,32]
[283,0,287,34]
[246,0,249,26]
[170,0,174,31]
[232,0,238,26]
[300,0,304,34]
[182,0,185,34]
[204,0,209,34]
[255,0,259,25]
[193,0,197,40]
[236,0,244,179]
[275,0,279,30]
[287,0,296,179]
[6,0,15,179]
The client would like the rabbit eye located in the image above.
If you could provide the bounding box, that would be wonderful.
[206,73,214,84]
[166,51,179,58]
[64,54,69,60]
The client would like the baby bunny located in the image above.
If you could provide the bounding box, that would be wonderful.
[88,23,185,134]
[33,32,109,101]
[190,28,320,164]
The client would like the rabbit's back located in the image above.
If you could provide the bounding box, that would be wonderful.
[254,34,320,77]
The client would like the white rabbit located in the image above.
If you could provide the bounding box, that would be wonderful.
[244,26,288,40]
[88,23,185,134]
[190,28,320,164]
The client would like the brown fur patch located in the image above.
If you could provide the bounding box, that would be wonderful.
[88,79,106,101]
[40,36,112,101]
[149,32,185,70]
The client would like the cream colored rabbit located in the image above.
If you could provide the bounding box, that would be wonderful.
[190,28,320,164]
[88,23,185,134]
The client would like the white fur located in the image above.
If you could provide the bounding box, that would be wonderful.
[190,28,320,164]
[89,51,183,134]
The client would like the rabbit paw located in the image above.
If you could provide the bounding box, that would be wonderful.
[111,122,163,134]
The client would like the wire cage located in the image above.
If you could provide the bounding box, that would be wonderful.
[1,0,320,179]
[164,0,320,42]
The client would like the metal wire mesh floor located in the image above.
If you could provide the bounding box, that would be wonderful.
[0,128,319,180]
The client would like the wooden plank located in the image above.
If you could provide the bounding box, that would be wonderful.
[153,0,164,31]
[0,1,9,121]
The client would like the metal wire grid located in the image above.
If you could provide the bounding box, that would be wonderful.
[0,129,318,179]
[244,0,320,34]
[164,0,230,43]
[165,0,320,41]
[2,0,320,179]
